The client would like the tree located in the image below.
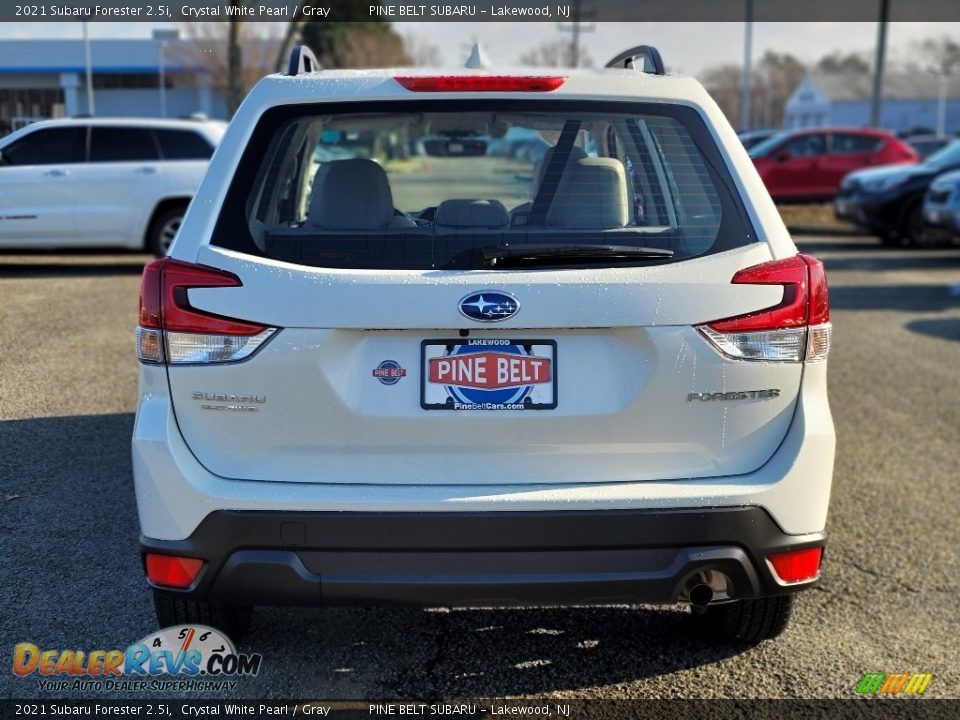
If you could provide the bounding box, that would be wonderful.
[700,64,743,127]
[226,11,243,116]
[403,33,442,67]
[518,39,593,68]
[755,51,808,127]
[176,21,282,116]
[273,2,309,73]
[816,51,870,74]
[913,36,960,75]
[299,1,409,69]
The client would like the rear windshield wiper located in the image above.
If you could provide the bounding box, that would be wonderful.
[482,243,674,268]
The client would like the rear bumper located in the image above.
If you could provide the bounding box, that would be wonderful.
[132,360,835,540]
[834,194,895,232]
[141,507,824,607]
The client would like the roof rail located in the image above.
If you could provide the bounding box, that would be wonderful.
[287,45,321,76]
[604,46,666,75]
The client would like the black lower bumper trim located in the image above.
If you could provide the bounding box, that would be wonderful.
[141,508,824,607]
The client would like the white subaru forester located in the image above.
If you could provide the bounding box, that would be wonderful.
[133,46,834,644]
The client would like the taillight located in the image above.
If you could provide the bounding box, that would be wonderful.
[136,258,276,365]
[698,254,831,362]
[766,547,822,584]
[145,554,205,589]
[394,76,567,92]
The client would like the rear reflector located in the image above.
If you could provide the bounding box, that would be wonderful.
[137,258,276,365]
[164,328,276,365]
[394,76,567,92]
[766,547,823,584]
[145,554,205,589]
[698,254,831,362]
[699,325,808,363]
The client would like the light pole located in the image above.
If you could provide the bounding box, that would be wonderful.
[741,0,754,132]
[82,22,95,116]
[557,0,595,68]
[158,41,168,118]
[870,0,890,127]
[936,74,949,137]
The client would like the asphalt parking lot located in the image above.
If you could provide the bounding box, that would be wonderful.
[1,235,958,700]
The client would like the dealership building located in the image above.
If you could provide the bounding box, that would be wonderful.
[0,31,227,136]
[785,71,960,134]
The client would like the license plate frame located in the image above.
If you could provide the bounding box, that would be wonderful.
[420,339,558,411]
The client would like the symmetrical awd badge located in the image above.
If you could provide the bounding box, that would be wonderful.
[458,291,520,322]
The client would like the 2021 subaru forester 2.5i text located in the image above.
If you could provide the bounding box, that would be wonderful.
[133,45,834,644]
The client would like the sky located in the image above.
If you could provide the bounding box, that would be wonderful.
[0,21,957,76]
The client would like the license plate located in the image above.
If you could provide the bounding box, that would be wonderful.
[421,339,557,411]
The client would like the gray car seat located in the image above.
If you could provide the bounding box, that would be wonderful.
[435,199,510,231]
[511,145,589,225]
[308,158,415,230]
[546,158,629,229]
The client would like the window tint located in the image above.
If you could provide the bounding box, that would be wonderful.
[213,101,755,270]
[1,127,84,165]
[925,139,960,169]
[830,133,882,154]
[155,129,214,160]
[89,127,159,162]
[747,132,788,159]
[787,134,826,157]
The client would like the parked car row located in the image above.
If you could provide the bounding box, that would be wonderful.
[835,139,960,246]
[738,126,960,246]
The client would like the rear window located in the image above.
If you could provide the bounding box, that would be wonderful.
[2,127,85,165]
[830,133,883,154]
[155,129,214,160]
[213,100,755,270]
[90,127,159,162]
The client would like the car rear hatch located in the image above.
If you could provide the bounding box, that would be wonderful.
[139,94,829,486]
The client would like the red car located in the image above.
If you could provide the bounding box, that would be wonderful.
[749,127,918,201]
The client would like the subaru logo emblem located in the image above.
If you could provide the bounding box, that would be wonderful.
[458,291,520,322]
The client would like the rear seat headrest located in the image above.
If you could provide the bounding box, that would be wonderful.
[435,199,509,228]
[546,158,629,229]
[534,145,587,194]
[309,158,402,230]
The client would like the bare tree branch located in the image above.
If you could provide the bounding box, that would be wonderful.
[518,39,593,68]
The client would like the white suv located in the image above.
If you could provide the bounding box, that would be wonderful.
[0,117,226,255]
[133,46,835,643]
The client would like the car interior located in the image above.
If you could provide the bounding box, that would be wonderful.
[238,109,729,268]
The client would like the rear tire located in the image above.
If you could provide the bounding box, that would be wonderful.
[900,203,942,248]
[691,594,795,643]
[153,590,253,644]
[147,205,186,257]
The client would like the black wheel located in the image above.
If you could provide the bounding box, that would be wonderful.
[153,590,253,644]
[691,594,795,643]
[900,203,942,248]
[147,205,186,257]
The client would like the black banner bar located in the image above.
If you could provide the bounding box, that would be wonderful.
[4,0,960,23]
[3,700,960,720]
